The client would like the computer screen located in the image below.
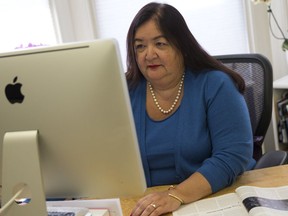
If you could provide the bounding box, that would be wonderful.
[0,39,146,201]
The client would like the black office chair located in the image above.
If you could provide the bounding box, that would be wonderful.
[214,53,288,169]
[254,150,288,169]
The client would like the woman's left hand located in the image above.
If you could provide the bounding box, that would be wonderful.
[130,190,181,216]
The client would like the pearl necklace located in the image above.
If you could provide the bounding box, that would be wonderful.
[148,73,185,114]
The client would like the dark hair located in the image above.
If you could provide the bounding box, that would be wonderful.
[126,2,245,93]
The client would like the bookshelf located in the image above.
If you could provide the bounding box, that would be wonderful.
[272,75,288,151]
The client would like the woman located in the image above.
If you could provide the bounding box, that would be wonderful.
[126,2,255,215]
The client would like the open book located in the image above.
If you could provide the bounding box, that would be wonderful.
[173,185,288,216]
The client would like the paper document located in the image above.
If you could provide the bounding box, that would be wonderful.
[173,185,288,216]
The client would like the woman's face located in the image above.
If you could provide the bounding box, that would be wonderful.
[133,19,184,87]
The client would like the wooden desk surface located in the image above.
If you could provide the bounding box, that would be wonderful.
[120,164,288,216]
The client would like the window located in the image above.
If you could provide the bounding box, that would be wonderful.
[93,0,249,65]
[0,0,57,53]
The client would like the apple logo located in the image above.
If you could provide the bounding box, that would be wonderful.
[5,76,25,104]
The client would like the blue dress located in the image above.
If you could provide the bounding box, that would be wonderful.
[129,69,255,193]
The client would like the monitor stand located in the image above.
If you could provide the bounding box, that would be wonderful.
[2,130,47,216]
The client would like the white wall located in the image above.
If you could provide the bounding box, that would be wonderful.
[246,0,288,80]
[268,0,288,80]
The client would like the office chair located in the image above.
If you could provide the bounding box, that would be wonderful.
[253,150,288,169]
[214,53,288,169]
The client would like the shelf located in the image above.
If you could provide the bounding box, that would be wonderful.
[273,75,288,89]
[272,75,288,151]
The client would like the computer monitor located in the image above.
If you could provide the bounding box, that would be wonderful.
[0,39,146,207]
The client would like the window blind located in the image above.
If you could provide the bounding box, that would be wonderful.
[92,0,249,67]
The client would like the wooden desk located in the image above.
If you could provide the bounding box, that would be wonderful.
[120,165,288,216]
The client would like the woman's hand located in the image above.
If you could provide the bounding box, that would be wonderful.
[130,172,212,215]
[130,190,182,216]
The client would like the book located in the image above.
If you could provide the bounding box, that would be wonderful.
[47,206,109,216]
[277,96,288,143]
[173,185,288,216]
[277,98,288,118]
[47,198,123,216]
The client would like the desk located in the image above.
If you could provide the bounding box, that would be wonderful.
[120,165,288,216]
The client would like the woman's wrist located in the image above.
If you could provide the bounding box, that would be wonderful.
[168,185,185,205]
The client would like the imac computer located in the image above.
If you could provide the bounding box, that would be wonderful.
[0,39,146,215]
